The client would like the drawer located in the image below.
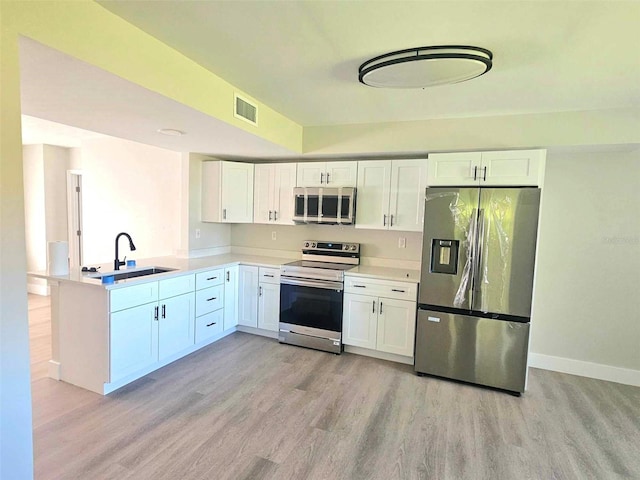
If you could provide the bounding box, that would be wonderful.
[196,269,224,290]
[195,309,223,343]
[259,267,280,284]
[158,274,195,300]
[195,285,224,316]
[344,276,417,301]
[110,282,159,312]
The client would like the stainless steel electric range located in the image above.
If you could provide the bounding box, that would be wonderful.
[279,240,360,354]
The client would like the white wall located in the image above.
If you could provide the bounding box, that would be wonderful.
[530,147,640,382]
[42,145,69,243]
[231,223,422,266]
[75,137,182,265]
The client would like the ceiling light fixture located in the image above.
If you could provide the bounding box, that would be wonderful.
[359,45,493,89]
[157,128,186,136]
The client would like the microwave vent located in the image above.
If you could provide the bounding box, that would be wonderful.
[234,93,258,126]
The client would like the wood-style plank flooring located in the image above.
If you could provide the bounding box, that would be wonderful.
[28,295,640,480]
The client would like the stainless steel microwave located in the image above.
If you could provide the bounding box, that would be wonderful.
[292,187,356,224]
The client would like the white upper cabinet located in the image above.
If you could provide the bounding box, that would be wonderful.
[296,161,357,187]
[427,149,545,187]
[254,163,297,225]
[202,161,254,223]
[355,159,428,232]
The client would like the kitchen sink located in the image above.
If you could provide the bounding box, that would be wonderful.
[89,267,176,282]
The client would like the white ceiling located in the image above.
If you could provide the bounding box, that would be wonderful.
[19,1,640,157]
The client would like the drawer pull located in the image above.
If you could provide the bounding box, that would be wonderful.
[391,289,406,293]
[353,284,366,288]
[207,297,217,301]
[206,276,218,281]
[206,322,217,327]
[264,274,275,278]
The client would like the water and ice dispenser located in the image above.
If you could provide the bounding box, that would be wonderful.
[430,239,459,275]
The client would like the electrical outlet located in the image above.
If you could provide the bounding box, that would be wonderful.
[271,231,277,240]
[398,237,406,248]
[195,228,201,239]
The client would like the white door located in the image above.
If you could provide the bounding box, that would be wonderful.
[110,302,158,382]
[158,293,195,360]
[221,161,254,222]
[376,298,416,357]
[258,282,280,332]
[427,152,481,186]
[296,163,325,187]
[355,160,391,230]
[224,266,239,330]
[253,163,274,224]
[273,163,297,224]
[480,150,544,186]
[325,161,357,187]
[238,265,259,327]
[388,159,429,232]
[343,293,378,349]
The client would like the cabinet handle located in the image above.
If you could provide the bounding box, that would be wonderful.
[223,208,227,220]
[320,172,324,184]
[154,305,159,321]
[268,210,272,221]
[383,214,387,226]
[274,210,278,221]
[353,284,366,288]
[390,214,394,227]
[264,274,274,278]
[207,297,217,301]
[326,172,330,184]
[473,166,478,181]
[206,276,217,281]
[483,166,487,181]
[391,289,406,293]
[259,286,263,296]
[226,271,230,282]
[161,304,166,319]
[372,300,375,313]
[206,322,217,327]
[379,301,383,314]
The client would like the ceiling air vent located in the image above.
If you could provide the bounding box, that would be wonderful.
[234,93,258,126]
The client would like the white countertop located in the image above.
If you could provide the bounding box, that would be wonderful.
[29,253,297,290]
[345,265,420,283]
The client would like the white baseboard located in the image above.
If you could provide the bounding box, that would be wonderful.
[528,353,640,387]
[344,345,413,365]
[48,360,61,380]
[27,282,49,296]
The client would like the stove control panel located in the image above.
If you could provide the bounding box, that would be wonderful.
[302,240,360,254]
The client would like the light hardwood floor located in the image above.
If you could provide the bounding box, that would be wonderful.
[28,294,640,480]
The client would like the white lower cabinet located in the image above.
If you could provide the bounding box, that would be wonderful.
[238,265,259,327]
[238,265,280,332]
[195,308,224,343]
[258,282,280,331]
[343,276,418,358]
[224,266,239,330]
[158,292,195,360]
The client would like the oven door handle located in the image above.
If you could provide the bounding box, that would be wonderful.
[280,277,343,291]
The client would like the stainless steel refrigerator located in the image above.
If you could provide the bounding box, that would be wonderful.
[415,187,541,394]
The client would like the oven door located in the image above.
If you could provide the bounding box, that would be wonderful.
[279,277,344,334]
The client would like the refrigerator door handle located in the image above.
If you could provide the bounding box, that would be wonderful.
[473,208,486,310]
[467,207,480,309]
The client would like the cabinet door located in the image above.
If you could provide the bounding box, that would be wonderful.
[238,265,259,327]
[325,161,357,187]
[376,298,416,357]
[427,152,481,186]
[221,161,254,222]
[389,159,429,232]
[110,302,158,382]
[355,160,391,230]
[296,163,325,187]
[343,293,378,349]
[258,282,280,332]
[273,163,297,224]
[253,163,274,224]
[224,266,239,330]
[480,150,545,186]
[159,293,195,361]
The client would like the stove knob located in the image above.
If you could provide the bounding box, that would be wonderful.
[350,245,357,251]
[311,242,316,248]
[304,242,309,248]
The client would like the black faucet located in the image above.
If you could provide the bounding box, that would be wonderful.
[114,232,136,270]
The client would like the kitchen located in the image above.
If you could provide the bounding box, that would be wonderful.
[3,1,640,479]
